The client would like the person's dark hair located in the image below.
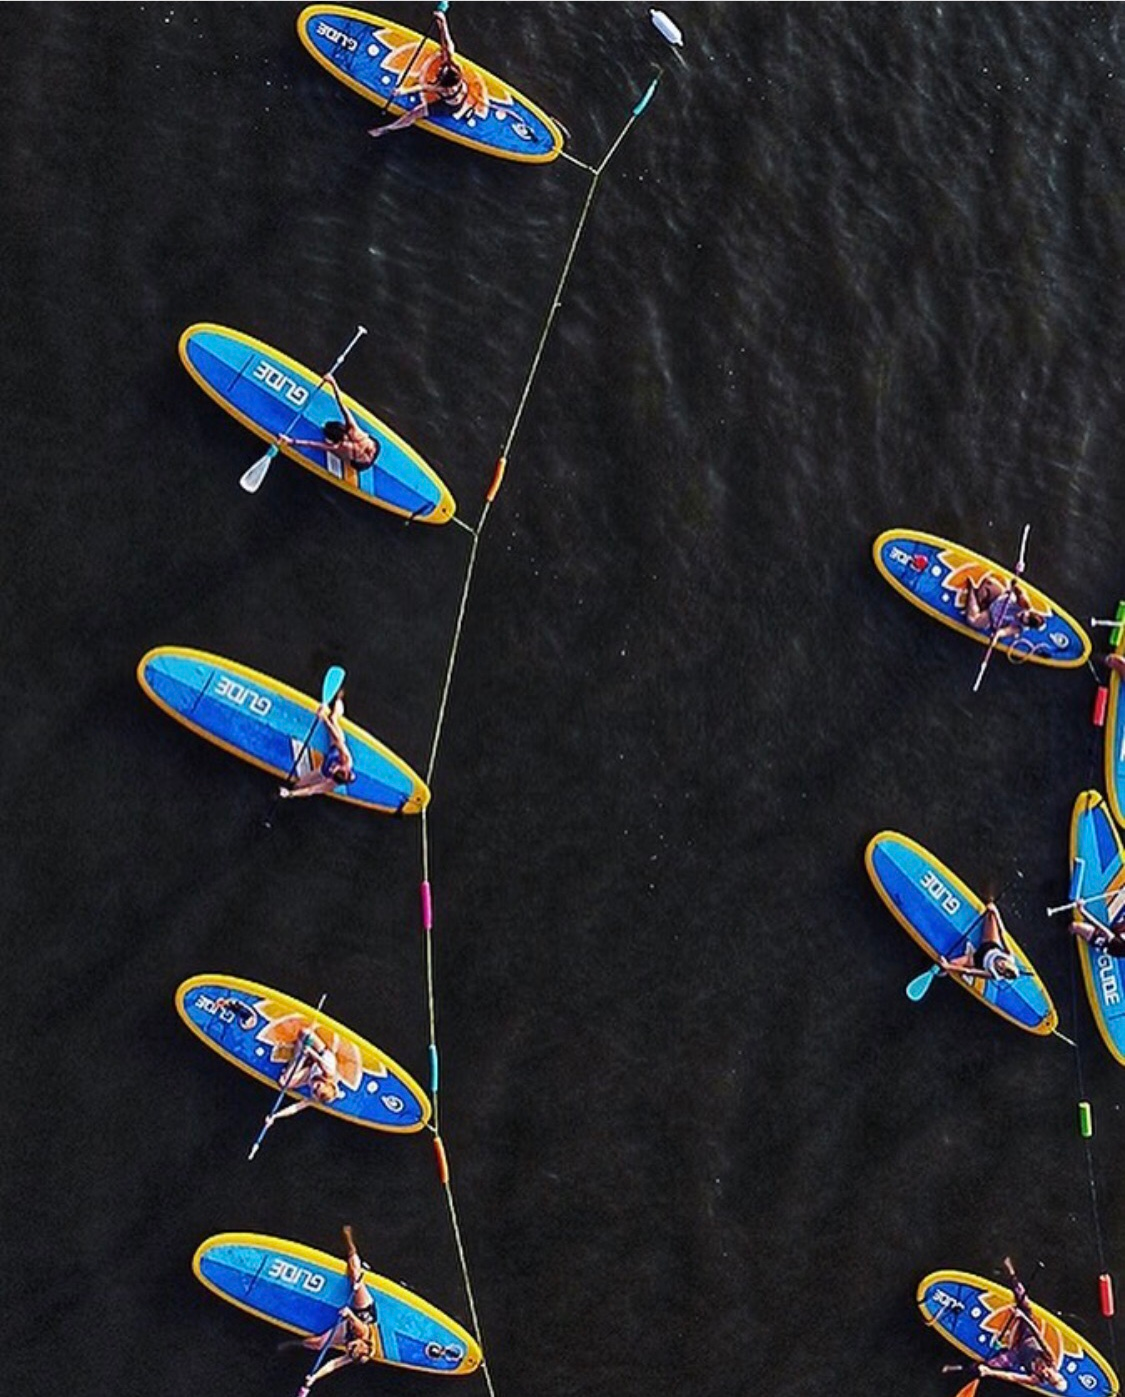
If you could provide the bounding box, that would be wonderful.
[1024,612,1046,630]
[438,65,460,87]
[324,420,345,444]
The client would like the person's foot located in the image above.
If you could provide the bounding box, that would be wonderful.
[368,126,386,138]
[1107,654,1125,678]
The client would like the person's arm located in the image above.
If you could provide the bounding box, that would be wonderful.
[300,1353,353,1394]
[270,1097,313,1122]
[280,433,331,451]
[435,10,456,62]
[325,377,359,432]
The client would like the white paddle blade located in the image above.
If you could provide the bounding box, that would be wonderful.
[240,446,278,494]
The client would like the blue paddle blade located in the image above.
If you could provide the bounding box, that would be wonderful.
[906,966,941,1001]
[321,666,346,704]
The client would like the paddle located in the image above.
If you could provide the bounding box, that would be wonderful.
[971,524,1031,693]
[374,1,448,120]
[263,666,347,829]
[240,327,367,494]
[248,992,328,1161]
[296,1306,344,1397]
[905,871,1023,1001]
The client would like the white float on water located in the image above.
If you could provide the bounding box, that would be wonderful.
[650,9,683,48]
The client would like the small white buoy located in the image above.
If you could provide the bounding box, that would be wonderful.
[650,9,683,48]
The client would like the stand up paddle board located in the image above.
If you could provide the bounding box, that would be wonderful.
[194,1232,481,1376]
[1068,791,1125,1065]
[918,1269,1119,1397]
[297,6,564,162]
[1102,603,1125,825]
[865,831,1057,1035]
[873,529,1090,668]
[176,976,430,1132]
[179,324,455,524]
[137,646,429,815]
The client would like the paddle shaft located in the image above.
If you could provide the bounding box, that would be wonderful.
[972,524,1031,693]
[248,993,328,1161]
[240,328,367,493]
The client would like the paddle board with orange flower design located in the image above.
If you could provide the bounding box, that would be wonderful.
[297,6,564,162]
[873,529,1090,668]
[176,975,431,1132]
[917,1269,1119,1396]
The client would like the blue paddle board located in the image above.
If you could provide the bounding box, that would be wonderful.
[176,976,430,1132]
[179,324,455,524]
[137,646,429,815]
[873,529,1090,668]
[194,1232,481,1376]
[297,6,564,162]
[1068,791,1125,1065]
[918,1269,1119,1397]
[865,831,1057,1035]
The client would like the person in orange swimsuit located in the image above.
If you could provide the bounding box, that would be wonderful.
[368,10,471,137]
[280,375,379,471]
[297,1228,382,1396]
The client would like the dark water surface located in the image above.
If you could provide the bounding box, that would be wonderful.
[8,3,1125,1395]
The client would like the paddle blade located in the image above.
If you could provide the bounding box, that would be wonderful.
[906,966,939,1001]
[321,666,346,705]
[240,445,278,494]
[954,1381,979,1397]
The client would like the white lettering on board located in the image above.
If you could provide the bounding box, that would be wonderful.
[253,360,309,407]
[1097,953,1121,1006]
[214,675,273,716]
[920,869,961,916]
[267,1258,326,1293]
[315,20,357,51]
[888,545,913,567]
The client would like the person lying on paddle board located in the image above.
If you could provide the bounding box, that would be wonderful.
[280,375,380,470]
[1069,896,1125,957]
[961,575,1048,644]
[296,1227,382,1394]
[941,1258,1066,1390]
[268,1027,343,1118]
[279,692,357,799]
[938,902,1020,983]
[368,9,472,137]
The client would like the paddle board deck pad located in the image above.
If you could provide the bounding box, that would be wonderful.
[176,975,430,1131]
[137,647,429,815]
[865,831,1057,1035]
[1069,791,1125,1065]
[872,529,1090,668]
[918,1270,1119,1397]
[179,324,455,524]
[1103,603,1125,825]
[297,6,564,162]
[194,1233,482,1376]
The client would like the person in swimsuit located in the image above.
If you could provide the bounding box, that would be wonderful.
[941,1258,1066,1389]
[280,375,379,472]
[962,574,1048,645]
[1069,896,1125,957]
[939,902,1020,983]
[279,692,357,800]
[368,10,471,137]
[268,1028,343,1120]
[297,1227,383,1395]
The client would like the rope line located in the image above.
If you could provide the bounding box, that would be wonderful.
[408,78,663,1391]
